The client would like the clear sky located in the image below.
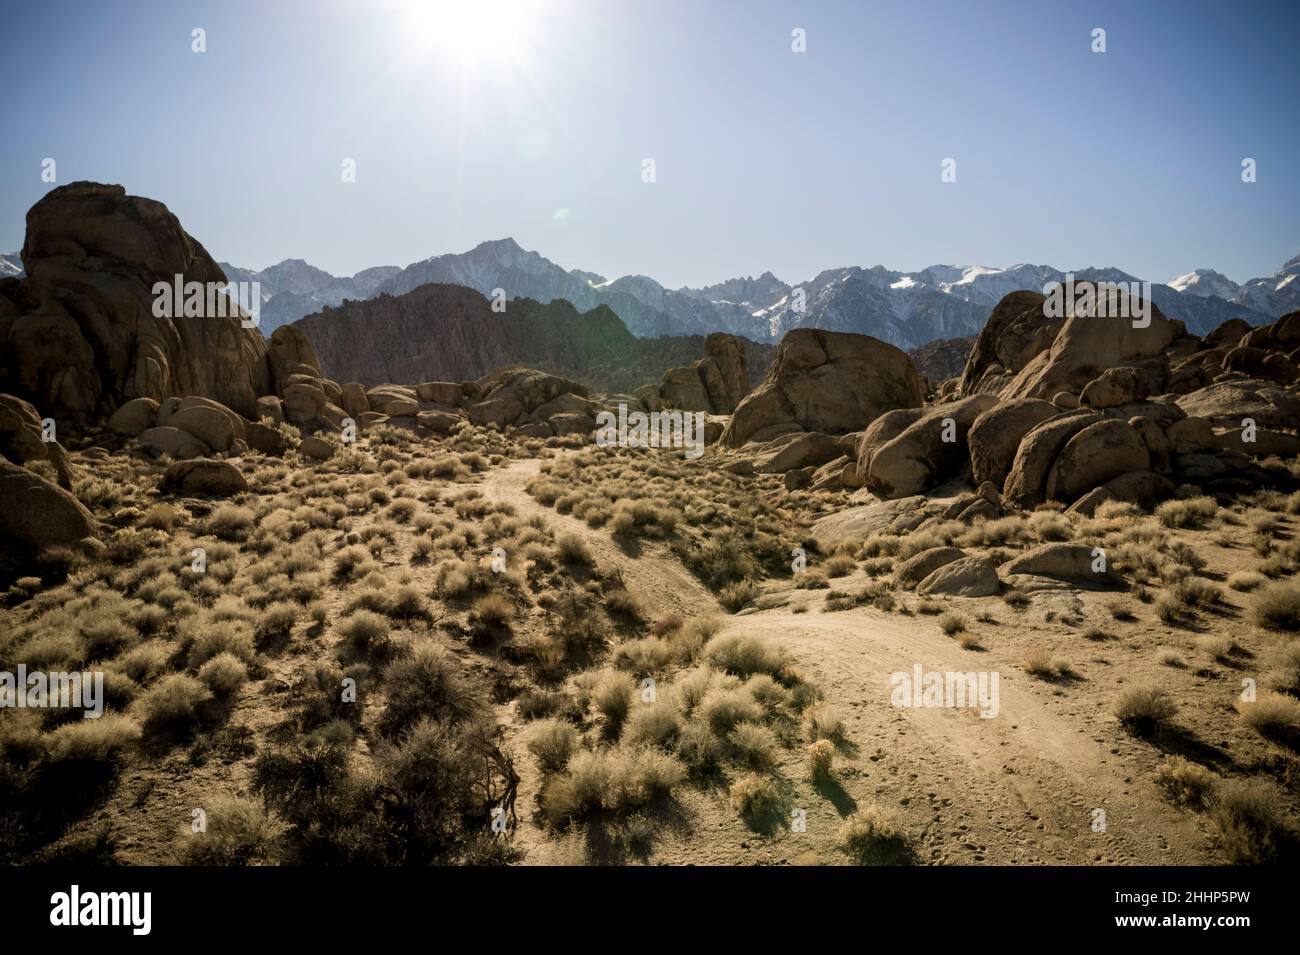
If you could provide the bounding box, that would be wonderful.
[1,0,1297,288]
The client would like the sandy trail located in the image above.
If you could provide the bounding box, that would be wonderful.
[482,458,1212,865]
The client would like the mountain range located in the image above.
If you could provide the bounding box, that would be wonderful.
[26,239,1296,348]
[354,241,1294,345]
[296,282,772,395]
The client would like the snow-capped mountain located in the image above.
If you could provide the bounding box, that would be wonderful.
[251,239,1293,349]
[217,259,400,335]
[1168,268,1241,300]
[0,252,23,279]
[1234,255,1300,317]
[363,242,1289,346]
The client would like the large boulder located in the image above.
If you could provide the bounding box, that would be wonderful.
[967,398,1058,488]
[0,392,75,489]
[168,404,235,453]
[749,431,843,474]
[466,368,588,429]
[721,329,924,447]
[267,325,321,392]
[1079,366,1152,409]
[0,457,97,551]
[893,546,965,591]
[414,381,463,406]
[1175,379,1300,431]
[139,426,210,460]
[340,382,370,418]
[957,291,1065,397]
[916,555,1000,598]
[107,396,159,437]
[659,363,714,412]
[998,292,1186,402]
[0,182,272,422]
[1044,419,1151,503]
[1001,542,1124,589]
[160,458,248,496]
[704,332,750,412]
[863,395,999,499]
[1003,410,1103,508]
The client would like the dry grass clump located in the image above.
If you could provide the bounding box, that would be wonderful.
[526,719,580,774]
[1227,570,1266,592]
[44,714,141,768]
[1211,778,1291,864]
[699,686,763,734]
[541,747,686,826]
[336,610,392,660]
[703,633,787,678]
[808,739,835,780]
[1235,691,1300,745]
[134,674,213,733]
[838,805,909,864]
[1002,588,1030,610]
[622,701,682,749]
[719,579,761,613]
[174,794,285,865]
[1252,582,1300,632]
[938,611,966,636]
[803,703,844,742]
[206,505,256,540]
[822,554,857,578]
[1023,648,1070,680]
[197,652,249,698]
[1113,684,1178,735]
[379,641,481,736]
[590,671,633,736]
[729,772,782,825]
[1155,496,1218,529]
[555,532,593,565]
[1154,756,1217,809]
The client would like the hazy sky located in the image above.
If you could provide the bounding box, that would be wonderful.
[2,0,1297,287]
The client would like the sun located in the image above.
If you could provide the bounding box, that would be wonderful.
[402,0,537,63]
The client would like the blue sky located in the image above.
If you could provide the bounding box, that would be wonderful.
[1,0,1297,287]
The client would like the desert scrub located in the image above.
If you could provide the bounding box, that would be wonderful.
[197,652,249,698]
[541,747,685,826]
[134,674,213,734]
[1022,648,1069,680]
[174,794,285,865]
[1155,496,1218,529]
[1252,582,1300,631]
[526,719,580,774]
[591,671,633,736]
[938,612,966,636]
[1154,756,1217,809]
[719,578,761,613]
[1113,684,1178,735]
[1211,778,1291,864]
[703,633,787,678]
[378,641,481,736]
[730,772,782,826]
[808,739,835,780]
[838,805,909,864]
[622,701,682,749]
[1235,692,1300,745]
[803,703,844,742]
[728,722,779,770]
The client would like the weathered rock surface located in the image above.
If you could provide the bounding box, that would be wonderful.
[722,329,925,447]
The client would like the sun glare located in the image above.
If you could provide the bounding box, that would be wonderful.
[404,0,535,63]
